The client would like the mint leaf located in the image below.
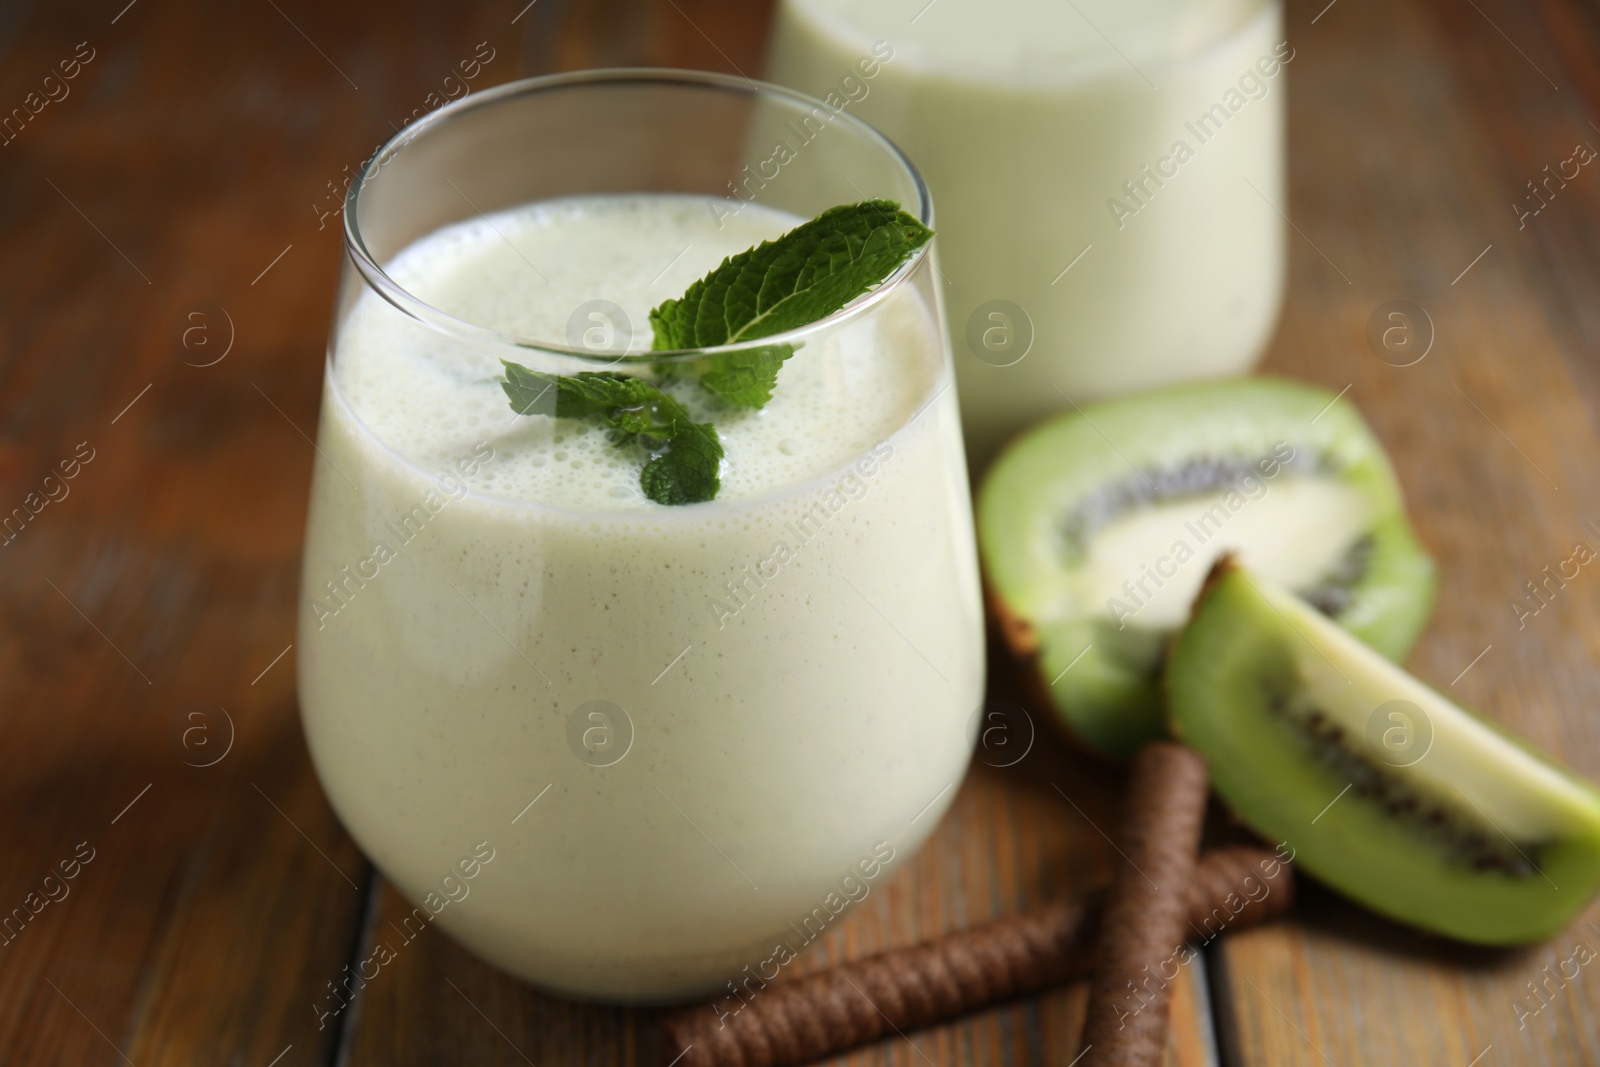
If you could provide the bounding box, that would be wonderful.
[503,360,653,419]
[649,199,931,409]
[697,345,794,408]
[649,199,932,347]
[500,362,722,505]
[658,343,795,409]
[641,422,722,505]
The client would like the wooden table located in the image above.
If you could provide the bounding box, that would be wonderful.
[4,0,1598,1063]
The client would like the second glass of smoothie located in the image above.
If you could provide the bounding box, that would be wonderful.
[768,0,1288,463]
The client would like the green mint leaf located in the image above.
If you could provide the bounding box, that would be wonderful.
[641,421,722,505]
[698,344,794,408]
[658,343,796,410]
[502,360,654,419]
[648,199,932,348]
[649,199,932,408]
[500,358,560,415]
[499,362,723,505]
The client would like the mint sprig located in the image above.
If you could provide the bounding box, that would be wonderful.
[500,199,932,505]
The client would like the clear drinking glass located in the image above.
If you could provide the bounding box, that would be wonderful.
[297,69,984,1003]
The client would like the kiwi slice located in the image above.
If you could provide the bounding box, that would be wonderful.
[1170,559,1600,944]
[977,377,1435,760]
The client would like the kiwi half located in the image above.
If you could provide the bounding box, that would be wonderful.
[1170,560,1600,944]
[977,377,1435,760]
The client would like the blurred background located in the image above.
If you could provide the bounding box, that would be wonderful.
[3,0,1600,1064]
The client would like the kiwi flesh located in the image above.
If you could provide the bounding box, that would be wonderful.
[978,377,1435,760]
[1169,559,1600,944]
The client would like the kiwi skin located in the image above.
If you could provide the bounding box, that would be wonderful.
[977,376,1436,762]
[1168,558,1600,945]
[986,584,1164,761]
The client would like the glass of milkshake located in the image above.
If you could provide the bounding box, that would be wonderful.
[767,0,1289,464]
[297,69,984,1003]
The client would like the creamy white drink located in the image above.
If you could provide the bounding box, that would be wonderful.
[298,194,984,1001]
[767,0,1288,463]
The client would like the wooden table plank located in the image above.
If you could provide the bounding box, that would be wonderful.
[1212,0,1600,1063]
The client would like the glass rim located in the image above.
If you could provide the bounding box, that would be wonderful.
[341,66,936,364]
